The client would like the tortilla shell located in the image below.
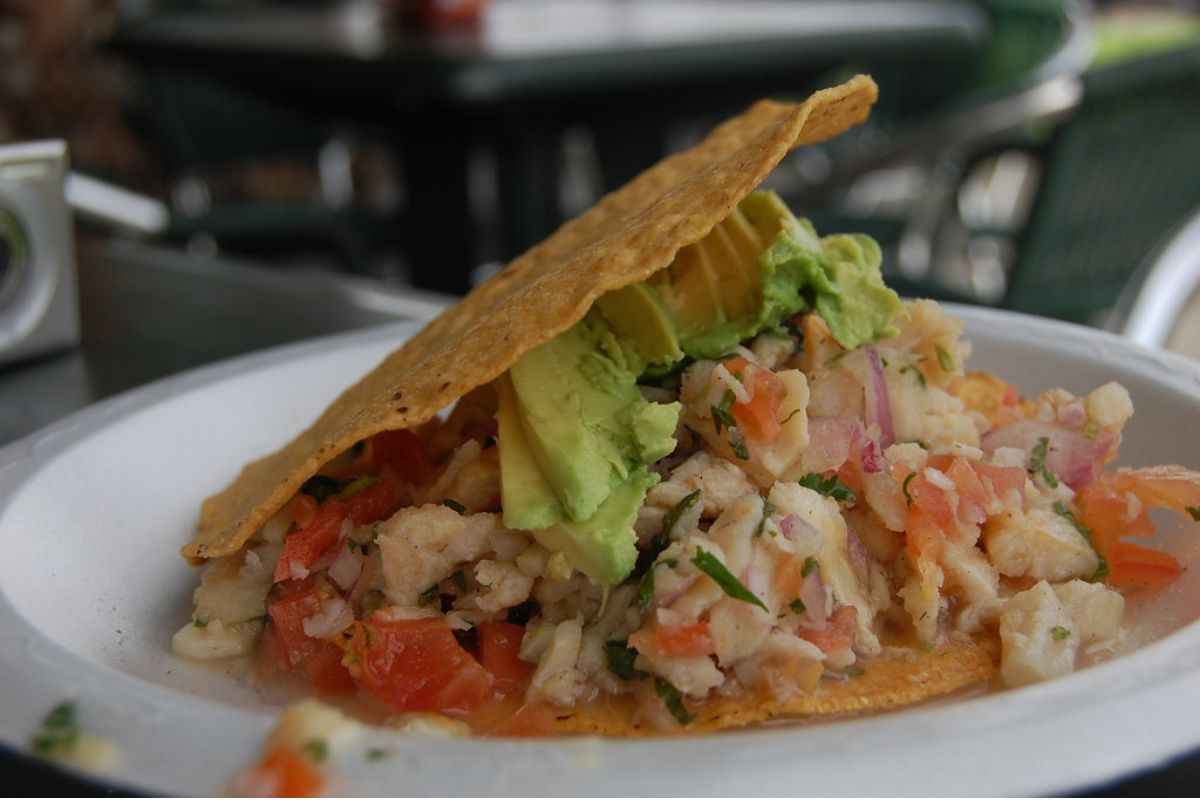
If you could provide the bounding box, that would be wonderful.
[186,75,879,560]
[504,635,999,736]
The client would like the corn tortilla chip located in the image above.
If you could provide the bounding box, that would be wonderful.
[186,75,879,560]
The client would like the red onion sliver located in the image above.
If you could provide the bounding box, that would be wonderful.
[864,345,895,448]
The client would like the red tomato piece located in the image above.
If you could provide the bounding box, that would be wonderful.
[725,358,788,443]
[653,621,715,658]
[267,588,324,668]
[798,605,858,654]
[1106,541,1184,592]
[274,501,347,582]
[346,617,494,714]
[247,748,326,797]
[477,621,534,695]
[372,429,436,484]
[346,477,399,526]
[303,643,356,694]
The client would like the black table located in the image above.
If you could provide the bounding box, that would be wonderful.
[110,0,994,293]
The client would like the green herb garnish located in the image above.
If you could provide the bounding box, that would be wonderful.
[1050,626,1071,642]
[729,430,750,461]
[193,618,208,629]
[604,640,647,681]
[655,677,693,725]
[301,739,329,763]
[1053,501,1109,582]
[918,640,934,653]
[936,346,954,372]
[662,490,702,542]
[452,569,467,591]
[825,350,850,367]
[1188,506,1200,522]
[691,547,768,611]
[442,498,467,515]
[346,538,360,553]
[1084,421,1100,440]
[31,702,80,758]
[711,390,737,436]
[902,472,917,507]
[798,472,856,505]
[417,585,440,606]
[788,598,806,615]
[1029,437,1060,488]
[900,364,927,388]
[801,556,819,578]
[637,568,656,613]
[845,666,866,678]
[366,748,390,761]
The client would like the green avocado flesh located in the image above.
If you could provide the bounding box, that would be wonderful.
[496,190,901,584]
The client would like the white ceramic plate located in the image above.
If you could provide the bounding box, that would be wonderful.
[3,307,1200,796]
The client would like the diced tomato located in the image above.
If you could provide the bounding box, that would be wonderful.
[246,748,326,797]
[477,621,533,695]
[798,606,858,654]
[289,493,319,529]
[303,643,356,694]
[371,429,436,484]
[346,477,398,525]
[653,621,714,658]
[725,357,788,443]
[274,501,347,582]
[346,617,494,714]
[1106,542,1184,592]
[267,588,324,668]
[1002,383,1020,407]
[1076,466,1200,592]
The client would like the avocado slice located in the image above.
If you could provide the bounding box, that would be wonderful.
[594,284,685,368]
[532,468,659,585]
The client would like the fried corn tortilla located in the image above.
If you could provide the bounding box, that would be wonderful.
[187,74,878,561]
[182,74,1012,732]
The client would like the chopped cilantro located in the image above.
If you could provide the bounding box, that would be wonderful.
[936,346,954,372]
[1051,626,1071,642]
[798,472,856,504]
[31,702,79,757]
[366,748,390,762]
[1188,506,1200,522]
[1084,421,1101,440]
[1053,501,1109,582]
[711,390,737,435]
[655,677,693,725]
[918,640,934,653]
[825,350,849,367]
[788,598,806,614]
[637,567,656,613]
[692,547,768,611]
[604,640,647,681]
[902,472,917,507]
[900,364,927,388]
[754,497,777,538]
[802,556,819,578]
[729,430,750,461]
[301,739,329,763]
[845,666,866,678]
[442,498,467,515]
[193,618,208,629]
[662,490,702,542]
[417,585,440,606]
[1029,437,1060,488]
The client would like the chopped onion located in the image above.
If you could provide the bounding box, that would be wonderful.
[328,544,364,591]
[863,345,895,448]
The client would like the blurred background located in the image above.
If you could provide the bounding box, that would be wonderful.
[1,0,1199,424]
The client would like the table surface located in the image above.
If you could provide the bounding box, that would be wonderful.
[4,242,1199,794]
